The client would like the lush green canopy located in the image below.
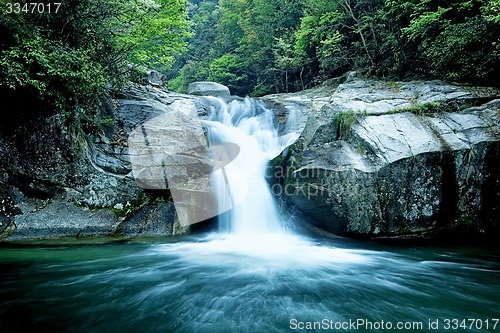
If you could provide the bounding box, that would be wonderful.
[170,0,500,96]
[1,0,498,102]
[0,0,190,111]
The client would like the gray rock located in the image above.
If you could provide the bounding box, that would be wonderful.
[115,202,188,237]
[2,196,191,241]
[329,80,474,114]
[5,199,118,241]
[345,71,358,83]
[188,82,231,97]
[127,96,220,227]
[128,64,168,87]
[147,69,167,87]
[0,76,208,241]
[267,80,500,238]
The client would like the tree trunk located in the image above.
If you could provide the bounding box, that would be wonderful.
[342,0,375,67]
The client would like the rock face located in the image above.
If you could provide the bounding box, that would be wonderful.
[128,65,168,87]
[0,82,202,241]
[267,79,500,239]
[188,82,231,97]
[114,202,183,238]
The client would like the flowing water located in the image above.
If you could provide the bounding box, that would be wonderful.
[1,98,499,332]
[202,96,299,234]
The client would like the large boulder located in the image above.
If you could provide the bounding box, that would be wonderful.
[268,79,500,240]
[0,79,206,241]
[188,82,231,97]
[114,202,187,238]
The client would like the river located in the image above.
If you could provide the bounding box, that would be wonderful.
[0,234,499,332]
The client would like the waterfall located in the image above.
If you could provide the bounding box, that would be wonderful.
[139,97,373,271]
[201,97,299,235]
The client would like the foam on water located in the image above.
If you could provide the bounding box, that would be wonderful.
[153,233,377,275]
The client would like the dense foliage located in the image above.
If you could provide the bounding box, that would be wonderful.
[1,0,498,103]
[170,0,500,96]
[0,0,189,119]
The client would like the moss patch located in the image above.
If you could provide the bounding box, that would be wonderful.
[75,191,171,219]
[334,109,358,139]
[386,102,455,116]
[376,81,403,93]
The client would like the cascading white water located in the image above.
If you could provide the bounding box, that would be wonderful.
[201,97,299,235]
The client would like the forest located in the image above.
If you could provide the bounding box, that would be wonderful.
[1,0,499,114]
[170,0,500,96]
[0,0,190,129]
